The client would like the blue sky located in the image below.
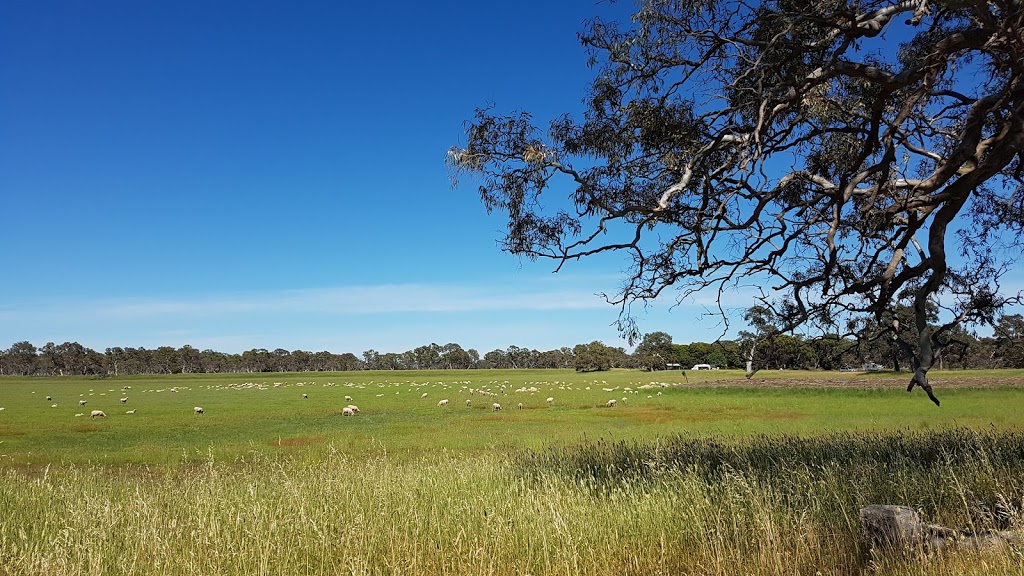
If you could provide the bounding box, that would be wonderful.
[2,0,738,355]
[2,2,1019,356]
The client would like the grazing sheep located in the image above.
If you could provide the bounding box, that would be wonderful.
[345,395,353,402]
[74,413,83,417]
[492,403,502,412]
[51,404,58,408]
[90,410,106,418]
[546,397,554,404]
[421,393,428,399]
[345,404,360,413]
[194,407,204,415]
[126,409,136,414]
[517,402,523,410]
[465,399,472,407]
[120,397,128,404]
[46,396,52,401]
[0,407,5,411]
[438,399,449,408]
[302,393,308,399]
[79,400,87,406]
[607,399,617,407]
[342,406,355,416]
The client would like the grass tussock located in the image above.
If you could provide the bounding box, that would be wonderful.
[1,430,1023,575]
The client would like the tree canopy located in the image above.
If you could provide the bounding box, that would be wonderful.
[449,0,1024,405]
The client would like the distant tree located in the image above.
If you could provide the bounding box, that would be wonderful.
[738,307,782,376]
[362,349,381,371]
[179,345,201,374]
[290,349,312,371]
[271,348,292,372]
[633,331,675,370]
[336,352,363,371]
[672,343,695,369]
[411,343,442,370]
[573,341,615,372]
[810,335,852,371]
[450,0,1024,405]
[40,341,93,376]
[482,349,507,369]
[536,347,574,369]
[312,351,336,371]
[378,353,406,370]
[152,346,180,374]
[505,345,532,369]
[199,349,231,373]
[438,343,473,369]
[241,349,271,373]
[994,314,1024,368]
[3,341,38,376]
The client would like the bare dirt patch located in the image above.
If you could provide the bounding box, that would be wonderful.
[618,406,679,424]
[688,374,1024,389]
[680,410,808,423]
[268,435,325,447]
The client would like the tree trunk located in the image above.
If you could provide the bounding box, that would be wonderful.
[744,341,758,379]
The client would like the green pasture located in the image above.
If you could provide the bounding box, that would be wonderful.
[1,369,1022,466]
[2,369,1024,575]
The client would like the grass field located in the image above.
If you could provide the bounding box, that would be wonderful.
[1,369,1023,575]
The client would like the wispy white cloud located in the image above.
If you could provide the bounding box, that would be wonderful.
[0,280,613,324]
[0,277,641,353]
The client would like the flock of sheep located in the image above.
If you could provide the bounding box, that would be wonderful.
[434,394,563,412]
[2,378,677,423]
[12,385,211,420]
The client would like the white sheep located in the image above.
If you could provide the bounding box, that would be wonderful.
[517,402,524,410]
[74,413,83,417]
[90,410,106,418]
[120,397,128,404]
[492,403,502,412]
[302,393,308,399]
[438,399,449,407]
[51,404,58,408]
[421,392,428,399]
[194,406,204,415]
[46,396,52,401]
[607,399,617,407]
[345,404,360,413]
[546,397,554,404]
[465,399,472,407]
[345,395,353,402]
[342,406,355,417]
[126,409,136,414]
[79,400,87,406]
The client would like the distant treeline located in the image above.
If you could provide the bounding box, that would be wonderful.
[2,314,1023,376]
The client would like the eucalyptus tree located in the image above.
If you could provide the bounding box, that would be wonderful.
[3,341,38,375]
[450,0,1024,404]
[573,341,616,372]
[633,331,676,370]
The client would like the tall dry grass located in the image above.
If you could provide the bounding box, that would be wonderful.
[1,431,1022,575]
